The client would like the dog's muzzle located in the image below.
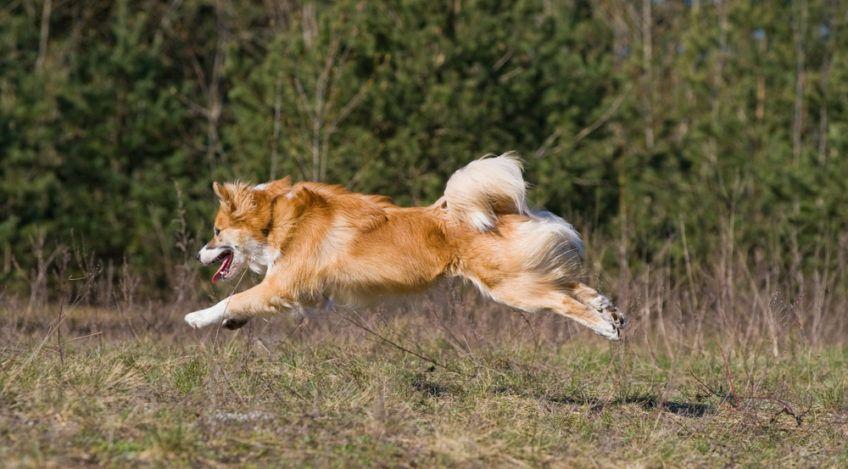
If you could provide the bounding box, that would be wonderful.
[198,244,237,283]
[198,244,231,265]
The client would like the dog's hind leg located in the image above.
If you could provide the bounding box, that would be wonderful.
[480,275,624,340]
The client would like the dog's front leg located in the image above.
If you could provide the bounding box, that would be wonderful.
[184,281,293,329]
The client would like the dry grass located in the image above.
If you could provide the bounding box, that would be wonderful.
[1,289,847,467]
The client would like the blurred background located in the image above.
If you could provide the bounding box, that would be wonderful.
[2,4,848,464]
[1,0,846,341]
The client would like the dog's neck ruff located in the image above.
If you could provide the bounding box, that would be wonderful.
[246,242,280,276]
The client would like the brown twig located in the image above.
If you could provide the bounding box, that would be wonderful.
[688,369,808,426]
[335,307,467,376]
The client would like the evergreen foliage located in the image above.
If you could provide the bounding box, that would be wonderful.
[1,0,845,291]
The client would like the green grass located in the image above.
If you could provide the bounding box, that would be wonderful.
[1,307,847,467]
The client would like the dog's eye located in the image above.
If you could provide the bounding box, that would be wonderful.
[214,227,221,236]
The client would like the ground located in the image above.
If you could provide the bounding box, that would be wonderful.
[1,303,846,467]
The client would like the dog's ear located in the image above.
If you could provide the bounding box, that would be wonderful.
[213,182,256,219]
[213,181,236,213]
[212,181,228,202]
[262,176,292,198]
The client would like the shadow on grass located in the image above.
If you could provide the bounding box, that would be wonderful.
[548,394,713,418]
[410,374,453,397]
[487,385,712,418]
[412,378,715,418]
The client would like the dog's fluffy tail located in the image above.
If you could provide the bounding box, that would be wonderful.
[443,153,529,231]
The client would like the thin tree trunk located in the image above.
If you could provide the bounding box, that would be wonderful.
[641,0,654,149]
[755,25,766,123]
[301,3,323,181]
[36,0,52,71]
[706,1,727,174]
[270,73,283,179]
[311,100,322,182]
[792,0,807,166]
[817,1,835,164]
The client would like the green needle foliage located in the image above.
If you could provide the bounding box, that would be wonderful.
[1,0,847,293]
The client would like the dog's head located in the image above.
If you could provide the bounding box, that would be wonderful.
[197,178,291,283]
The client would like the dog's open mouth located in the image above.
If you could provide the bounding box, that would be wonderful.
[211,250,234,283]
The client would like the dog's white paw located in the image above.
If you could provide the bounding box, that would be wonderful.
[185,309,220,329]
[587,295,626,341]
[185,300,230,329]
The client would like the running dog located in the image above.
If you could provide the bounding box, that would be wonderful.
[185,154,626,340]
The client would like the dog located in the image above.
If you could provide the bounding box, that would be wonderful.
[185,154,626,340]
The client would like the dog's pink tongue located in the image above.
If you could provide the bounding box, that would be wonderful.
[211,255,231,283]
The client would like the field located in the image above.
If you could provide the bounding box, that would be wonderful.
[2,288,847,467]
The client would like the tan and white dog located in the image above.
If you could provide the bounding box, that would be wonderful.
[185,154,626,340]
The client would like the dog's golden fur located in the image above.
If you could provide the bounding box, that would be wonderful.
[186,155,625,340]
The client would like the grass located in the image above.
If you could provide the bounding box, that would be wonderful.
[1,302,847,467]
